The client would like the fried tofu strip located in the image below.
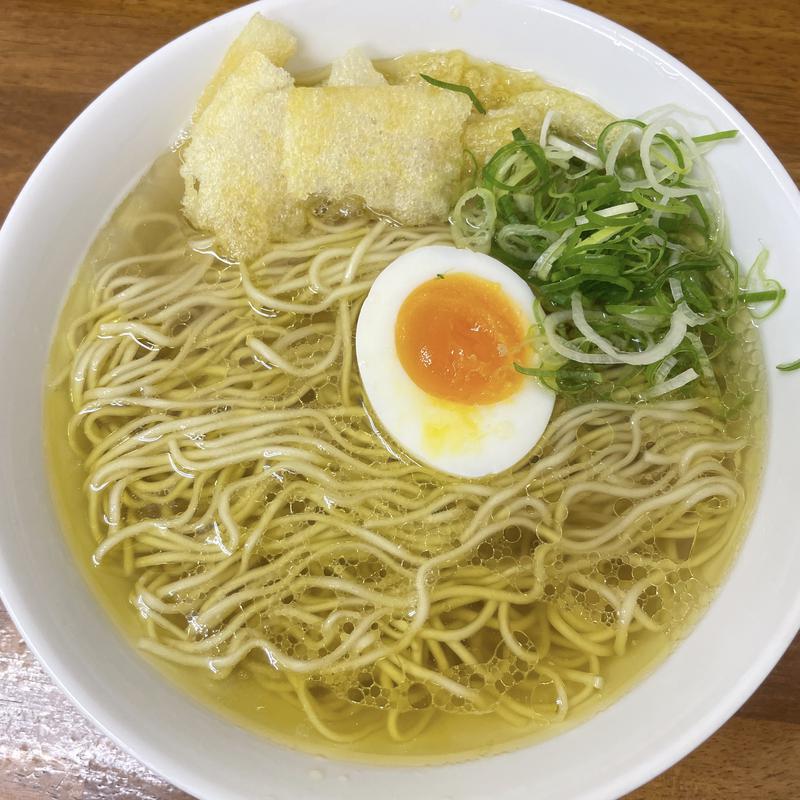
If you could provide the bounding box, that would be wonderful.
[327,48,387,87]
[283,86,471,226]
[182,52,303,260]
[464,87,615,166]
[375,50,546,110]
[194,14,297,119]
[182,18,615,259]
[522,88,615,147]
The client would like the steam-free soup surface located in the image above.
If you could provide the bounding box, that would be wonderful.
[45,48,765,763]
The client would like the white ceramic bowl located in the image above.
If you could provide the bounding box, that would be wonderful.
[1,1,799,798]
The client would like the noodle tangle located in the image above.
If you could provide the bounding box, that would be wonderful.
[59,205,754,745]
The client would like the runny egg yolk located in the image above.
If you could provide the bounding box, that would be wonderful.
[395,272,530,405]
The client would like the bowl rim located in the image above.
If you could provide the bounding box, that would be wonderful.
[1,1,799,799]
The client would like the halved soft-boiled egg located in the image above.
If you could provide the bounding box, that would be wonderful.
[356,245,555,478]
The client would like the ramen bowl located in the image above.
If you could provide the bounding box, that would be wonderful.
[1,1,799,798]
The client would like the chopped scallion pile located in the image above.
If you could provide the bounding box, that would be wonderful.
[451,108,788,399]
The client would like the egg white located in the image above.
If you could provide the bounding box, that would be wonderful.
[356,245,555,479]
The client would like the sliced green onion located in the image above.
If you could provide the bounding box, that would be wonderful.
[510,128,550,184]
[739,289,785,304]
[419,73,486,114]
[692,130,738,144]
[596,118,646,162]
[496,223,554,260]
[450,109,784,400]
[777,358,800,372]
[579,226,628,247]
[531,228,573,278]
[513,364,600,381]
[548,133,605,169]
[642,367,699,399]
[450,187,496,253]
[743,249,785,319]
[513,363,602,393]
[652,354,678,384]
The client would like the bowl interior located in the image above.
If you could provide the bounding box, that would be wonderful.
[1,1,799,799]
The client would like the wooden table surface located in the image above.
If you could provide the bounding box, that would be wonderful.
[1,1,798,798]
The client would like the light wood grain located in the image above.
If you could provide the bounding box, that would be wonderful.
[1,1,798,798]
